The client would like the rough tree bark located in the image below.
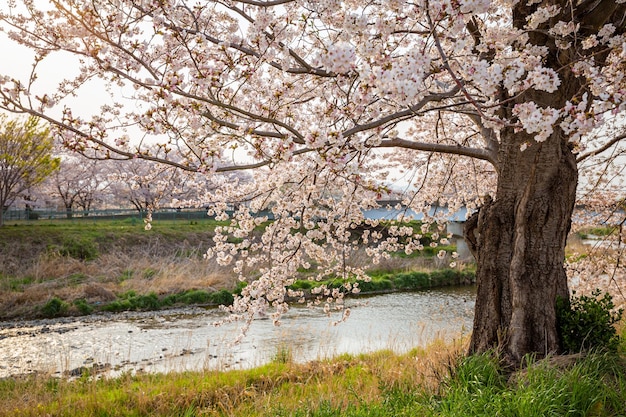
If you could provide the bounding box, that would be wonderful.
[463,0,625,364]
[465,128,577,363]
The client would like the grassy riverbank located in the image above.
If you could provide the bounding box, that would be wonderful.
[1,335,625,417]
[0,219,472,320]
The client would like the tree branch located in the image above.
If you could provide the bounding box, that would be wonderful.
[342,86,461,138]
[576,133,626,163]
[378,137,497,166]
[230,0,295,6]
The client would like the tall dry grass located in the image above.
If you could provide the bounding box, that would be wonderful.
[0,247,238,319]
[1,238,448,312]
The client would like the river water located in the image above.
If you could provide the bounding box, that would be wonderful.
[0,287,475,378]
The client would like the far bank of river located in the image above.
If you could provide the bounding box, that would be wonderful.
[0,286,475,379]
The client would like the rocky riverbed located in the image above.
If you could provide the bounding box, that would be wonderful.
[0,288,476,379]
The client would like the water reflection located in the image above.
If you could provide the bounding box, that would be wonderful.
[0,286,475,378]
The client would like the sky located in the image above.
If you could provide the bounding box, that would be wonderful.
[0,26,121,121]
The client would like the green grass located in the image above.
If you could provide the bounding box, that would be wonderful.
[98,289,235,313]
[22,269,474,318]
[288,268,475,295]
[393,244,457,258]
[429,351,626,417]
[576,226,617,239]
[0,274,35,291]
[1,346,625,417]
[0,218,227,244]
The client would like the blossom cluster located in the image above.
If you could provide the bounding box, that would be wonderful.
[513,102,560,143]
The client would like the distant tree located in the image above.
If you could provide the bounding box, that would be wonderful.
[44,154,112,217]
[109,157,188,212]
[0,116,59,226]
[108,151,251,212]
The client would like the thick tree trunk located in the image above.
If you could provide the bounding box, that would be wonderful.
[464,129,577,364]
[464,0,626,364]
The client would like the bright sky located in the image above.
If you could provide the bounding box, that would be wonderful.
[0,26,121,120]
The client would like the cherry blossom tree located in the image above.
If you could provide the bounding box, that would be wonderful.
[1,0,625,362]
[109,154,252,214]
[42,153,112,217]
[108,156,193,212]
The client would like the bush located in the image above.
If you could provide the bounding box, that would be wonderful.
[101,300,132,312]
[102,291,160,312]
[161,293,179,306]
[358,277,393,292]
[209,289,235,306]
[133,292,160,310]
[59,237,99,261]
[557,289,623,353]
[73,298,94,315]
[177,289,211,304]
[429,269,459,286]
[394,271,430,290]
[41,297,68,318]
[234,280,248,295]
[288,280,314,290]
[162,289,235,306]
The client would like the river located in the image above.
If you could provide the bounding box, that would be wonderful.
[0,286,475,378]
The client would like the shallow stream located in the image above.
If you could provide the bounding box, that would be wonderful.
[0,287,475,378]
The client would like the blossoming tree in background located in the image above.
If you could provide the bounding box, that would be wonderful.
[43,153,113,217]
[0,0,625,363]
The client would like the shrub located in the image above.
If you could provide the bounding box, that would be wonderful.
[288,280,314,290]
[234,280,248,295]
[459,269,477,284]
[162,289,235,306]
[59,237,99,261]
[73,298,94,315]
[102,300,132,312]
[41,297,68,318]
[120,290,137,299]
[161,294,179,306]
[429,269,459,286]
[209,289,235,306]
[557,289,623,353]
[394,271,430,290]
[102,291,160,312]
[178,289,211,304]
[134,292,160,310]
[358,277,393,292]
